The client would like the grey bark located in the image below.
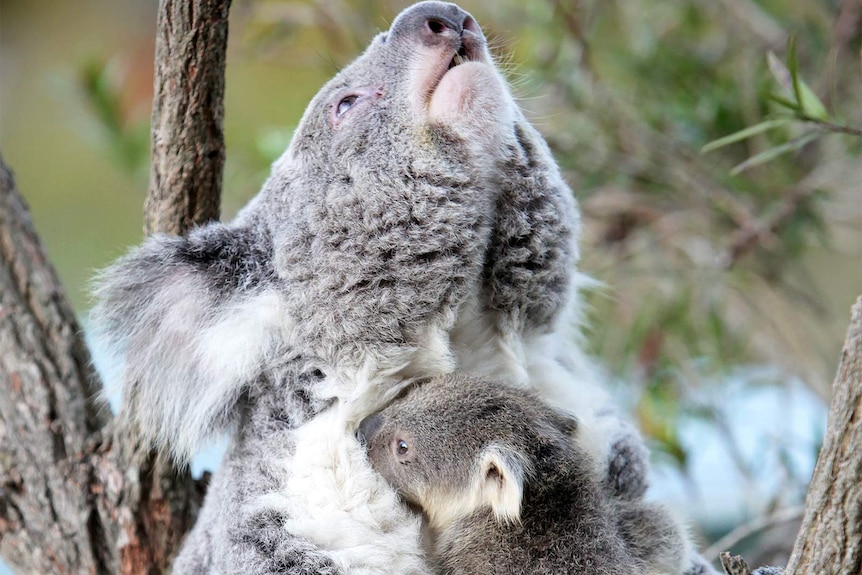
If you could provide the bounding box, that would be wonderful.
[0,158,207,575]
[783,296,862,575]
[0,0,230,572]
[0,157,109,573]
[145,0,231,236]
[719,296,862,575]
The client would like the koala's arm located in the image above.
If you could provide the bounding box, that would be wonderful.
[682,556,722,575]
[90,217,282,461]
[171,368,345,575]
[484,119,581,334]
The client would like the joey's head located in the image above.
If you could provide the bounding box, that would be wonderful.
[359,374,579,532]
[269,2,515,190]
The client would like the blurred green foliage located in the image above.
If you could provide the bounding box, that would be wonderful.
[79,56,150,178]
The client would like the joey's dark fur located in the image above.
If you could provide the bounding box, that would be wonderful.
[362,375,691,575]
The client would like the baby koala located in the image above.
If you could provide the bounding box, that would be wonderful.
[360,374,690,575]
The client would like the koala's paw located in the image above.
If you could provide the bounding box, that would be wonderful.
[605,435,650,500]
[682,555,721,575]
[230,510,343,575]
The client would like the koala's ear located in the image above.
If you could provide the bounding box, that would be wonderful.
[91,220,281,463]
[479,445,530,525]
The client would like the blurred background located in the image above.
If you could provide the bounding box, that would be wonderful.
[1,0,860,571]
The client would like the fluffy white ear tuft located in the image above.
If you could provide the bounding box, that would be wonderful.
[479,445,529,525]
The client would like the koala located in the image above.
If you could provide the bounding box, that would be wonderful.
[360,373,691,575]
[91,1,713,573]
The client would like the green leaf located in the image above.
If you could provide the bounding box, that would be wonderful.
[795,78,829,120]
[767,93,800,112]
[730,132,820,175]
[788,35,801,105]
[780,37,829,121]
[701,118,790,153]
[767,51,793,96]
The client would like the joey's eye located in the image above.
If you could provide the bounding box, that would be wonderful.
[336,95,358,117]
[396,439,410,456]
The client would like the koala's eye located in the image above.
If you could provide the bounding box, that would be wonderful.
[336,95,359,117]
[396,439,410,456]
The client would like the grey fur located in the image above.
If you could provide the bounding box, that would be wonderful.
[92,1,517,461]
[360,374,689,575]
[171,365,343,575]
[90,1,705,572]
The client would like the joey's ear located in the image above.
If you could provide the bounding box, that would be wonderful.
[478,445,530,525]
[90,220,281,462]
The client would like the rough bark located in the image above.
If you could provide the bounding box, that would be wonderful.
[0,158,208,575]
[783,296,862,575]
[0,157,109,574]
[0,0,230,573]
[145,0,231,236]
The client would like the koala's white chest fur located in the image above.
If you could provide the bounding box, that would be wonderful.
[252,405,431,575]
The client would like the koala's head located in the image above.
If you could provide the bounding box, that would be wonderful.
[268,1,514,188]
[359,374,578,531]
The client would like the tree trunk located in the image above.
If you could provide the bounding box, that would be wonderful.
[0,0,230,573]
[719,296,862,575]
[783,296,862,575]
[0,158,110,573]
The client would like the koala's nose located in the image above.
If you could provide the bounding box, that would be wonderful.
[357,414,383,445]
[389,1,483,46]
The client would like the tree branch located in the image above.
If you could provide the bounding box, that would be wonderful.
[145,0,231,236]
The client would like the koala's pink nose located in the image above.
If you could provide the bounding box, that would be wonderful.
[389,1,484,46]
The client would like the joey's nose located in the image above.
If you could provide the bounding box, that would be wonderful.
[389,1,483,45]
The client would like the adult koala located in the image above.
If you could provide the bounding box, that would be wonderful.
[92,1,706,573]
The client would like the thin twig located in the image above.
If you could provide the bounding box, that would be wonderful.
[704,506,805,561]
[722,185,818,269]
[800,115,862,137]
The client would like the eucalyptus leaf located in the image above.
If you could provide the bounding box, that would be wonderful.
[795,77,829,120]
[701,119,790,153]
[768,93,800,112]
[730,132,820,175]
[767,51,794,96]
